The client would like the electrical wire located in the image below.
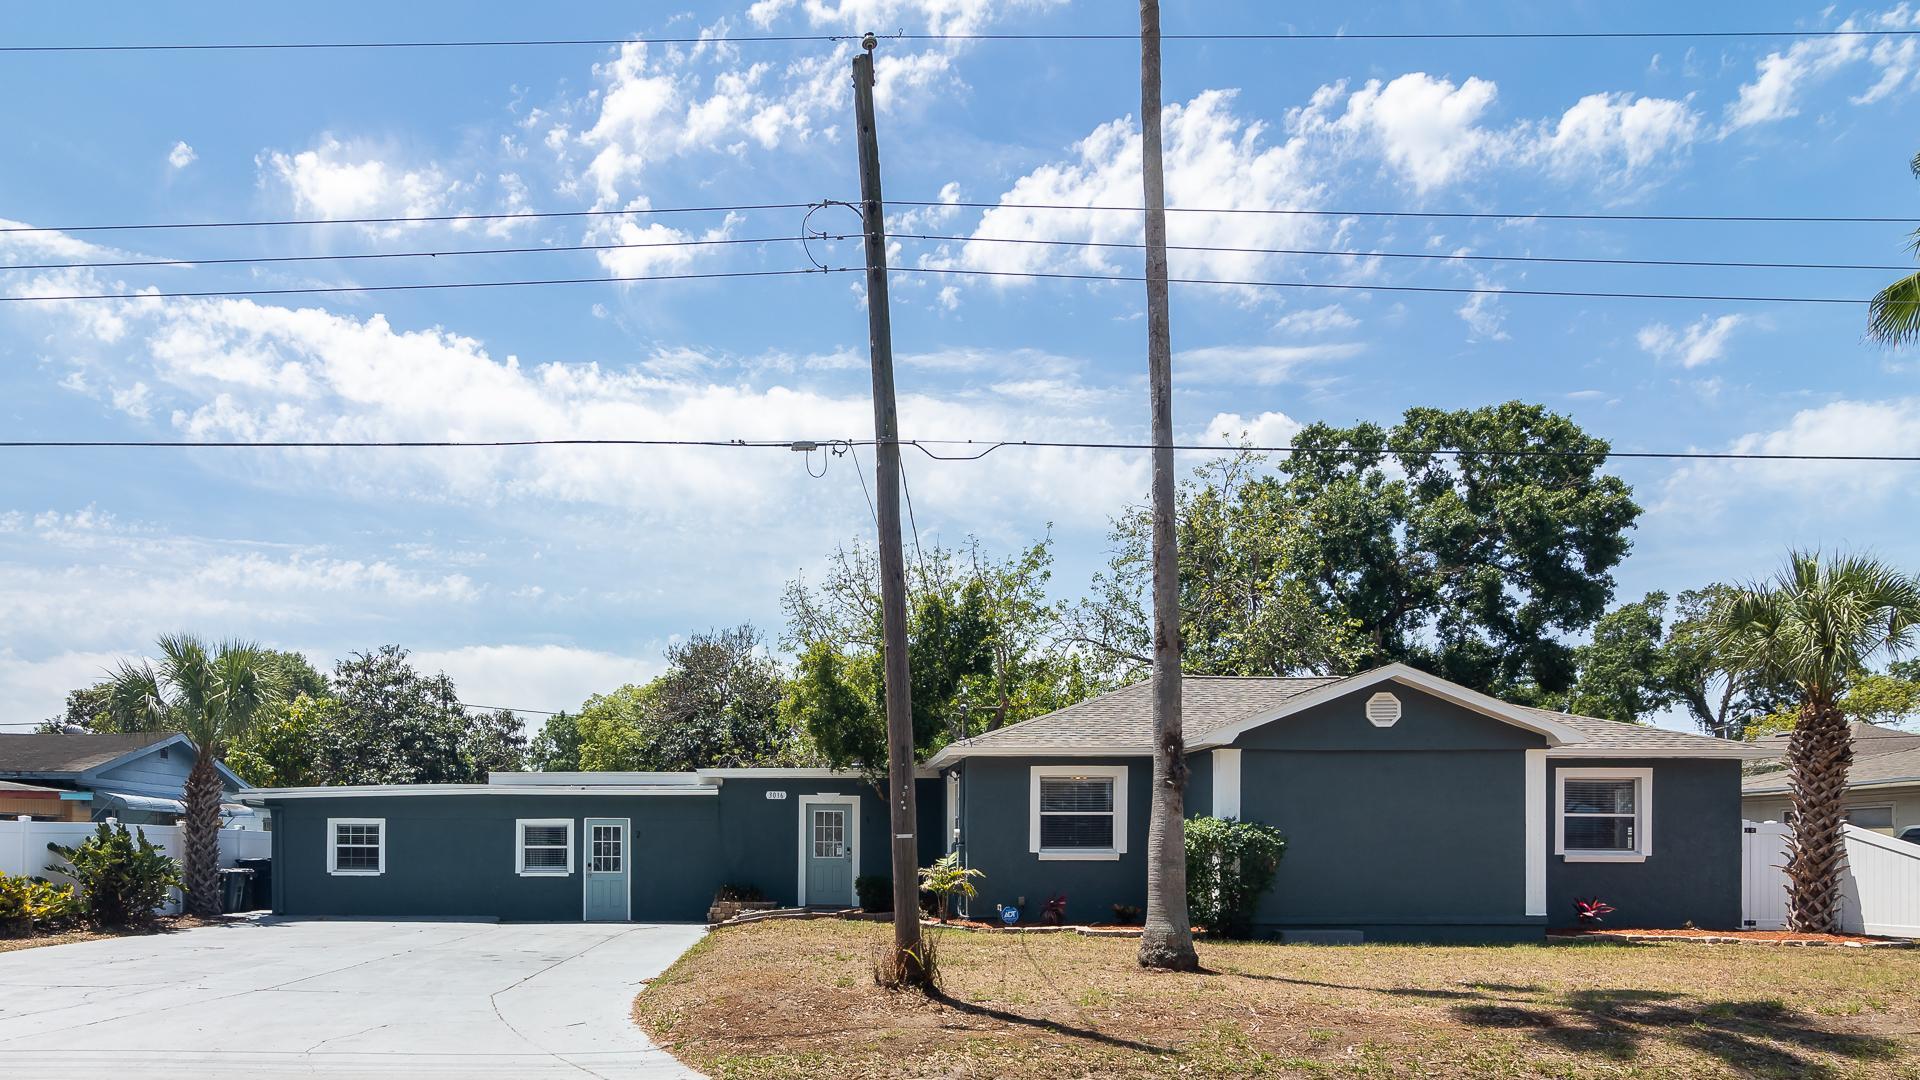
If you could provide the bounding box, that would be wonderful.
[892,265,1874,305]
[2,265,851,303]
[0,233,853,273]
[887,233,1916,273]
[0,436,1911,463]
[0,201,816,236]
[890,199,1920,225]
[457,701,563,716]
[7,29,1920,52]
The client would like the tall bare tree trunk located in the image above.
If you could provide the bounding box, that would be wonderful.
[181,754,224,917]
[1136,0,1199,972]
[1785,700,1852,933]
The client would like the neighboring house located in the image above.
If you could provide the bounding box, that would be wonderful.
[240,664,1769,939]
[0,732,254,826]
[1741,721,1920,836]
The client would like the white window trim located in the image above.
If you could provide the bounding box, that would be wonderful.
[515,818,575,877]
[1555,767,1652,863]
[1029,764,1128,861]
[327,817,385,877]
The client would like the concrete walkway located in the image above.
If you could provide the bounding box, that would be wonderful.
[0,919,708,1078]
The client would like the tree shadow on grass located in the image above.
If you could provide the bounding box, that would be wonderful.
[928,988,1171,1055]
[1451,988,1901,1078]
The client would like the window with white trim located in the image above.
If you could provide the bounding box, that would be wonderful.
[327,818,384,876]
[1555,768,1652,862]
[516,819,574,876]
[1029,765,1128,859]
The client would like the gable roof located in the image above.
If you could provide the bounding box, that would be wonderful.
[0,731,181,776]
[1742,721,1920,795]
[928,664,1770,766]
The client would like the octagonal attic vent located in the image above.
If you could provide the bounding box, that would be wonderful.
[1365,691,1403,727]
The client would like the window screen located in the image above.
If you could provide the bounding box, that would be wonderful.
[1038,776,1115,850]
[1562,778,1638,852]
[332,821,382,873]
[519,822,572,873]
[1844,806,1895,830]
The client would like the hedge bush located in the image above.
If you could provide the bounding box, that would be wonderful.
[0,872,82,934]
[46,822,181,928]
[1185,816,1287,938]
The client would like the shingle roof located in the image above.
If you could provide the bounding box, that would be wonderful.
[943,676,1338,754]
[0,732,179,776]
[1742,721,1920,794]
[935,671,1757,761]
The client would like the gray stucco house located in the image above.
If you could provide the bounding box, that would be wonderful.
[0,731,252,825]
[240,664,1767,939]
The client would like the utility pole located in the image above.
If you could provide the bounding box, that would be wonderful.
[1136,0,1199,972]
[852,32,926,985]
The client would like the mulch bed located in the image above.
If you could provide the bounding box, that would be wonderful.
[1551,927,1914,948]
[0,914,235,954]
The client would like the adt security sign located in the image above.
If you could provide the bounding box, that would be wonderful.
[999,905,1020,926]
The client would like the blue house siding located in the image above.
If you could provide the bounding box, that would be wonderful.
[957,757,1151,925]
[1545,758,1743,931]
[263,776,948,922]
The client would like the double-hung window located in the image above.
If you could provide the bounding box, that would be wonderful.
[1029,765,1128,860]
[1555,768,1652,862]
[327,818,385,876]
[516,819,575,876]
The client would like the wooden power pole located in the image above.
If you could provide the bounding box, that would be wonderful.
[851,32,926,984]
[1136,0,1199,972]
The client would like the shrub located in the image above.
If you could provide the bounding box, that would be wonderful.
[916,852,984,923]
[0,872,82,934]
[855,874,892,913]
[1186,816,1287,938]
[46,822,181,928]
[714,883,765,903]
[1039,893,1068,926]
[1111,903,1143,926]
[1573,897,1616,925]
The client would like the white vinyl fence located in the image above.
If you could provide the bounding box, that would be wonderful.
[1742,819,1920,937]
[1,816,272,915]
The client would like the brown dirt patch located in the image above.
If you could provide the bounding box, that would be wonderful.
[0,915,234,954]
[634,919,1920,1079]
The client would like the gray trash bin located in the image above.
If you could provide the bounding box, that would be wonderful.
[218,867,255,913]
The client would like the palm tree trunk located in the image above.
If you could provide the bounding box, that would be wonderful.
[1785,700,1852,933]
[1136,0,1198,973]
[181,754,225,917]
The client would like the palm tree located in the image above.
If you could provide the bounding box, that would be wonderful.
[1867,152,1920,346]
[1713,552,1920,932]
[106,635,275,917]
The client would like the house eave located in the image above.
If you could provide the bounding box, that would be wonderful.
[926,744,1153,768]
[237,783,722,804]
[1549,745,1777,761]
[1743,774,1920,797]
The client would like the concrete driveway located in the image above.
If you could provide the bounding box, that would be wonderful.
[0,919,708,1078]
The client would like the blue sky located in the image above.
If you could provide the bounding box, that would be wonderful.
[1,0,1916,728]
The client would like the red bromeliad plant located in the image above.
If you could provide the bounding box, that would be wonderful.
[1573,897,1616,925]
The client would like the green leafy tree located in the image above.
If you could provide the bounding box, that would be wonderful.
[318,646,472,784]
[98,635,273,917]
[1077,405,1640,698]
[1840,672,1920,726]
[528,710,583,771]
[574,684,659,771]
[46,821,182,927]
[460,707,528,779]
[566,626,798,771]
[1567,592,1672,723]
[225,692,342,787]
[1713,551,1920,932]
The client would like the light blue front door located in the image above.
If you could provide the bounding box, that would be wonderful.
[583,818,628,921]
[803,802,853,906]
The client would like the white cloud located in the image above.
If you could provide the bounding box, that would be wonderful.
[1273,304,1360,334]
[1200,410,1303,448]
[167,141,197,169]
[1456,282,1509,341]
[745,0,1059,36]
[1725,7,1920,129]
[1176,343,1362,386]
[259,136,463,235]
[1663,398,1920,514]
[1533,93,1702,175]
[0,650,131,728]
[1637,314,1745,368]
[410,644,662,714]
[1320,73,1506,192]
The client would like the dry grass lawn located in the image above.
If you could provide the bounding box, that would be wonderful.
[634,919,1920,1079]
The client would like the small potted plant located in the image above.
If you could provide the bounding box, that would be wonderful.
[1572,897,1616,927]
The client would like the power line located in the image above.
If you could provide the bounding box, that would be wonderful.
[889,233,1914,273]
[7,29,1920,52]
[457,701,563,716]
[0,201,814,236]
[0,436,1910,463]
[894,265,1874,305]
[0,233,850,273]
[2,265,850,303]
[891,199,1919,225]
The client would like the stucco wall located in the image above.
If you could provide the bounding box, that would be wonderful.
[1547,758,1742,930]
[956,756,1152,924]
[266,776,947,922]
